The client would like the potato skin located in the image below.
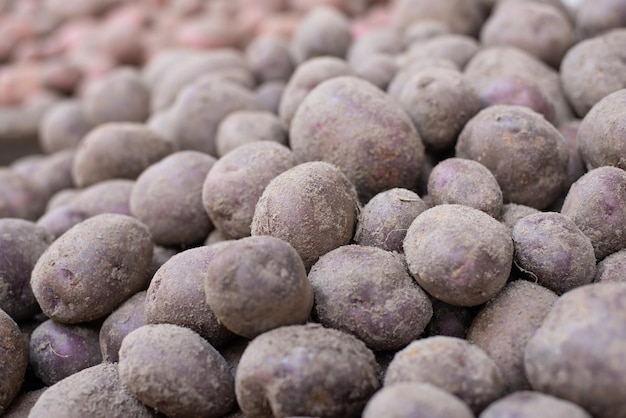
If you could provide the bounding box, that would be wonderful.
[0,169,47,221]
[215,111,287,158]
[480,391,592,418]
[392,0,485,37]
[561,166,626,260]
[456,105,568,210]
[0,309,28,415]
[524,283,626,418]
[99,290,147,363]
[384,336,505,413]
[0,219,54,321]
[290,76,425,201]
[595,248,626,283]
[28,363,156,418]
[235,323,380,418]
[498,203,541,231]
[251,161,359,269]
[575,0,626,40]
[31,214,153,323]
[205,236,313,339]
[70,178,134,217]
[119,324,235,418]
[245,35,293,83]
[38,100,92,153]
[309,245,432,351]
[467,280,558,392]
[403,204,513,307]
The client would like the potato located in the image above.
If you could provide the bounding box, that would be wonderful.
[46,189,79,212]
[289,6,352,64]
[465,46,574,126]
[347,28,405,68]
[397,69,482,152]
[577,89,626,171]
[363,383,474,418]
[245,34,294,83]
[0,169,47,221]
[480,391,592,418]
[205,236,313,338]
[467,280,558,392]
[0,309,28,415]
[404,204,513,306]
[38,100,92,154]
[403,34,480,69]
[119,324,235,418]
[392,0,485,36]
[480,1,574,68]
[595,248,626,283]
[559,119,586,188]
[255,80,286,114]
[215,111,287,157]
[99,291,147,363]
[28,363,156,418]
[235,323,380,418]
[425,299,478,339]
[31,213,153,324]
[403,20,451,44]
[290,76,425,200]
[352,54,399,91]
[169,76,264,156]
[203,142,298,239]
[525,283,626,418]
[560,166,626,259]
[456,105,568,209]
[70,179,134,217]
[560,29,626,117]
[3,387,46,418]
[385,336,505,413]
[309,245,432,351]
[355,188,428,253]
[428,158,503,217]
[71,123,174,188]
[512,212,596,294]
[146,244,235,347]
[251,161,359,269]
[29,319,102,386]
[0,219,53,322]
[575,0,626,40]
[19,149,75,200]
[83,68,150,125]
[387,58,459,100]
[130,151,215,247]
[37,205,90,240]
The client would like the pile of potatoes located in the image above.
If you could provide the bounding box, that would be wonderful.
[2,0,626,417]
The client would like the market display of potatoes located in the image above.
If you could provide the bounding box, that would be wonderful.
[1,0,626,417]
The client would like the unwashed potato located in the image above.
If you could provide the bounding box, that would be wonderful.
[0,309,28,415]
[99,290,147,363]
[479,391,592,418]
[498,203,541,231]
[402,34,480,69]
[575,0,626,40]
[525,283,626,418]
[3,388,46,418]
[70,178,134,217]
[0,169,47,221]
[595,248,626,283]
[30,214,153,324]
[235,323,380,418]
[245,34,294,83]
[38,100,92,154]
[392,0,485,36]
[215,111,287,158]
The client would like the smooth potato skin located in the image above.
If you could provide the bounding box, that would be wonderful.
[39,100,91,153]
[0,169,47,221]
[0,310,28,415]
[479,391,592,418]
[99,291,147,363]
[524,283,626,418]
[30,214,153,324]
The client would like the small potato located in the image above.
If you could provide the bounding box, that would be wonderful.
[403,34,480,70]
[363,383,474,418]
[525,283,626,418]
[309,245,432,351]
[560,29,626,117]
[456,105,569,209]
[37,205,90,240]
[205,236,313,338]
[403,20,451,44]
[384,336,505,413]
[427,158,503,217]
[355,188,428,253]
[289,6,352,64]
[480,1,574,68]
[70,178,134,217]
[404,204,513,307]
[575,0,626,40]
[130,151,215,247]
[72,123,175,188]
[28,363,155,418]
[169,76,264,156]
[255,80,286,114]
[0,169,47,221]
[203,141,298,239]
[119,324,235,418]
[146,244,235,347]
[353,54,399,91]
[392,0,485,36]
[561,166,626,259]
[425,299,478,339]
[235,323,380,418]
[290,76,425,200]
[99,291,147,363]
[595,248,626,283]
[83,68,150,125]
[0,219,53,322]
[21,149,76,201]
[29,319,102,386]
[467,280,558,392]
[31,214,153,324]
[278,56,355,129]
[387,58,459,100]
[513,212,596,294]
[398,69,482,152]
[3,387,46,418]
[245,34,294,83]
[0,309,28,415]
[480,391,592,418]
[215,111,287,157]
[347,28,405,68]
[38,100,92,154]
[251,161,359,269]
[498,203,541,231]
